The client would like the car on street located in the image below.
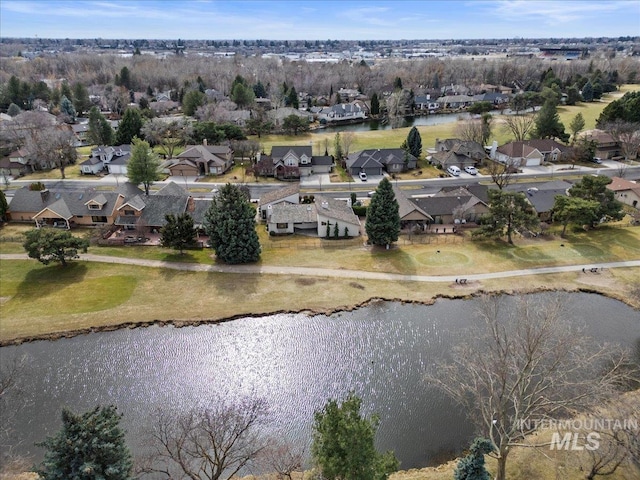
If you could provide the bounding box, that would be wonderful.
[591,157,603,164]
[464,166,478,175]
[359,172,368,181]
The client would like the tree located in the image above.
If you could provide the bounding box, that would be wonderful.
[72,82,91,117]
[568,112,586,144]
[582,80,594,102]
[597,91,640,125]
[141,117,192,159]
[455,119,484,145]
[87,106,114,146]
[182,90,206,116]
[370,92,380,116]
[565,85,581,106]
[142,398,268,480]
[312,392,398,480]
[6,103,21,117]
[552,195,600,236]
[365,178,400,247]
[24,127,77,179]
[568,175,625,227]
[404,126,422,158]
[468,101,493,115]
[0,190,7,222]
[282,114,309,135]
[453,438,494,480]
[231,82,255,109]
[334,132,343,161]
[286,86,299,109]
[474,189,539,244]
[59,95,76,122]
[245,117,273,138]
[427,294,632,480]
[115,107,143,145]
[533,99,569,142]
[23,228,89,267]
[204,183,261,264]
[161,213,196,254]
[36,405,133,480]
[127,137,160,196]
[602,120,640,161]
[501,114,536,142]
[486,161,515,190]
[341,132,356,159]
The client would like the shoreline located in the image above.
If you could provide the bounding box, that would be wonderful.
[2,282,637,347]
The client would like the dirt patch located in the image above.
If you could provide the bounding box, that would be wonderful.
[0,296,11,304]
[349,282,365,290]
[295,277,316,286]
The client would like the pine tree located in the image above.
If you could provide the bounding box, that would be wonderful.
[36,405,133,480]
[127,138,160,196]
[405,126,422,158]
[72,82,91,117]
[454,438,494,480]
[582,80,594,102]
[533,99,569,142]
[333,133,343,161]
[0,190,9,222]
[365,177,400,247]
[87,106,114,146]
[370,92,380,116]
[59,95,76,121]
[204,183,261,264]
[161,213,197,254]
[287,86,299,109]
[116,108,143,145]
[333,221,339,238]
[474,189,540,244]
[568,112,585,144]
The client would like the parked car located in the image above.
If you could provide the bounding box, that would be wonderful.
[359,172,368,181]
[591,157,603,164]
[447,165,461,176]
[464,166,478,175]
[367,191,376,197]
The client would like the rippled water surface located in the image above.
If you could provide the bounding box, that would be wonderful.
[1,293,638,469]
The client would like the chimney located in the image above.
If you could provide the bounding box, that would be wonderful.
[490,141,498,159]
[40,189,49,202]
[187,196,195,212]
[203,138,207,146]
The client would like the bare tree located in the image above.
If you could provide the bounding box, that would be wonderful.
[141,118,193,159]
[486,159,515,190]
[341,132,356,159]
[24,126,77,179]
[426,294,633,480]
[603,120,640,161]
[501,113,537,142]
[257,441,305,480]
[140,397,269,480]
[455,118,484,145]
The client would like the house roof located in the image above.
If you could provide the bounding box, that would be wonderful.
[496,141,541,158]
[190,199,212,227]
[311,155,334,166]
[9,187,123,219]
[607,176,640,194]
[270,203,318,224]
[348,149,416,169]
[271,146,312,160]
[431,150,475,167]
[156,181,189,197]
[80,156,103,166]
[178,145,228,167]
[314,195,360,225]
[393,187,433,221]
[139,195,190,227]
[259,184,300,205]
[506,180,572,214]
[412,196,474,216]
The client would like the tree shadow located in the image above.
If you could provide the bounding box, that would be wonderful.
[369,244,418,275]
[14,263,88,301]
[208,261,261,297]
[158,252,198,280]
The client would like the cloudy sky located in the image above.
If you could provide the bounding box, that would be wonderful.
[1,0,638,40]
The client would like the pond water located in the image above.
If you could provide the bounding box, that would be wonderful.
[1,293,638,472]
[312,112,474,133]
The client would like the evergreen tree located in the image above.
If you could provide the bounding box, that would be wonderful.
[182,90,206,116]
[161,213,197,254]
[60,82,73,103]
[126,137,160,196]
[287,86,299,109]
[333,221,339,238]
[59,95,76,122]
[6,103,21,117]
[552,196,601,236]
[454,438,494,480]
[365,178,400,247]
[117,66,132,90]
[405,126,422,158]
[568,112,585,144]
[36,405,133,480]
[393,77,403,90]
[474,189,539,244]
[0,190,8,222]
[204,183,261,264]
[231,82,255,108]
[253,80,267,98]
[312,393,398,480]
[72,82,91,117]
[370,92,380,116]
[582,80,594,102]
[334,133,343,161]
[23,228,89,267]
[533,99,569,142]
[116,108,143,145]
[565,86,581,106]
[597,91,640,125]
[567,175,625,227]
[87,106,114,146]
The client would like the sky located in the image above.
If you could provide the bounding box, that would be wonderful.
[1,0,639,41]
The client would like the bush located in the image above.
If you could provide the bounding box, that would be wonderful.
[352,205,368,216]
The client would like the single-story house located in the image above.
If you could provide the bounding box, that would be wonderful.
[432,139,485,169]
[412,186,489,224]
[506,180,572,220]
[607,176,640,208]
[492,139,572,167]
[414,95,440,112]
[348,149,417,174]
[259,184,300,221]
[345,151,384,177]
[314,102,368,123]
[435,95,475,109]
[171,143,234,176]
[0,149,31,177]
[393,186,433,230]
[79,155,105,175]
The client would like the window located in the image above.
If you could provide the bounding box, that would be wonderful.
[88,203,101,210]
[91,216,107,223]
[276,223,287,229]
[124,209,135,216]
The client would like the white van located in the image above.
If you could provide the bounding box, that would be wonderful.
[447,165,461,176]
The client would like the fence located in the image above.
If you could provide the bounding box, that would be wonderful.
[261,233,464,249]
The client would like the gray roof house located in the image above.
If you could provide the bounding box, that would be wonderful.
[506,180,572,220]
[345,151,385,177]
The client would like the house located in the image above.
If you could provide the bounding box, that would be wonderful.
[392,186,433,230]
[267,107,313,127]
[259,184,300,221]
[71,123,90,146]
[472,92,510,106]
[432,139,485,169]
[607,176,640,208]
[0,148,31,177]
[492,139,572,167]
[435,95,475,109]
[267,195,361,237]
[583,130,622,160]
[506,180,572,220]
[314,102,368,123]
[254,146,333,179]
[79,155,105,175]
[414,95,440,112]
[169,143,233,176]
[347,149,417,175]
[412,186,489,224]
[7,183,142,228]
[83,145,131,175]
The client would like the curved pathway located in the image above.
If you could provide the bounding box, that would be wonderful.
[2,253,639,283]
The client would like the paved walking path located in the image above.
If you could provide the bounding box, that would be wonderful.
[2,253,639,283]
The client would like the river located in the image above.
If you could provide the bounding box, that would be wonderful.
[1,293,638,472]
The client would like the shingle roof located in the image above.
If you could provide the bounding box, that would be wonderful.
[271,145,312,160]
[314,195,360,225]
[139,195,190,227]
[190,199,212,226]
[156,181,189,196]
[259,184,300,205]
[393,187,432,221]
[311,155,334,166]
[607,177,640,193]
[270,203,317,224]
[9,187,122,219]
